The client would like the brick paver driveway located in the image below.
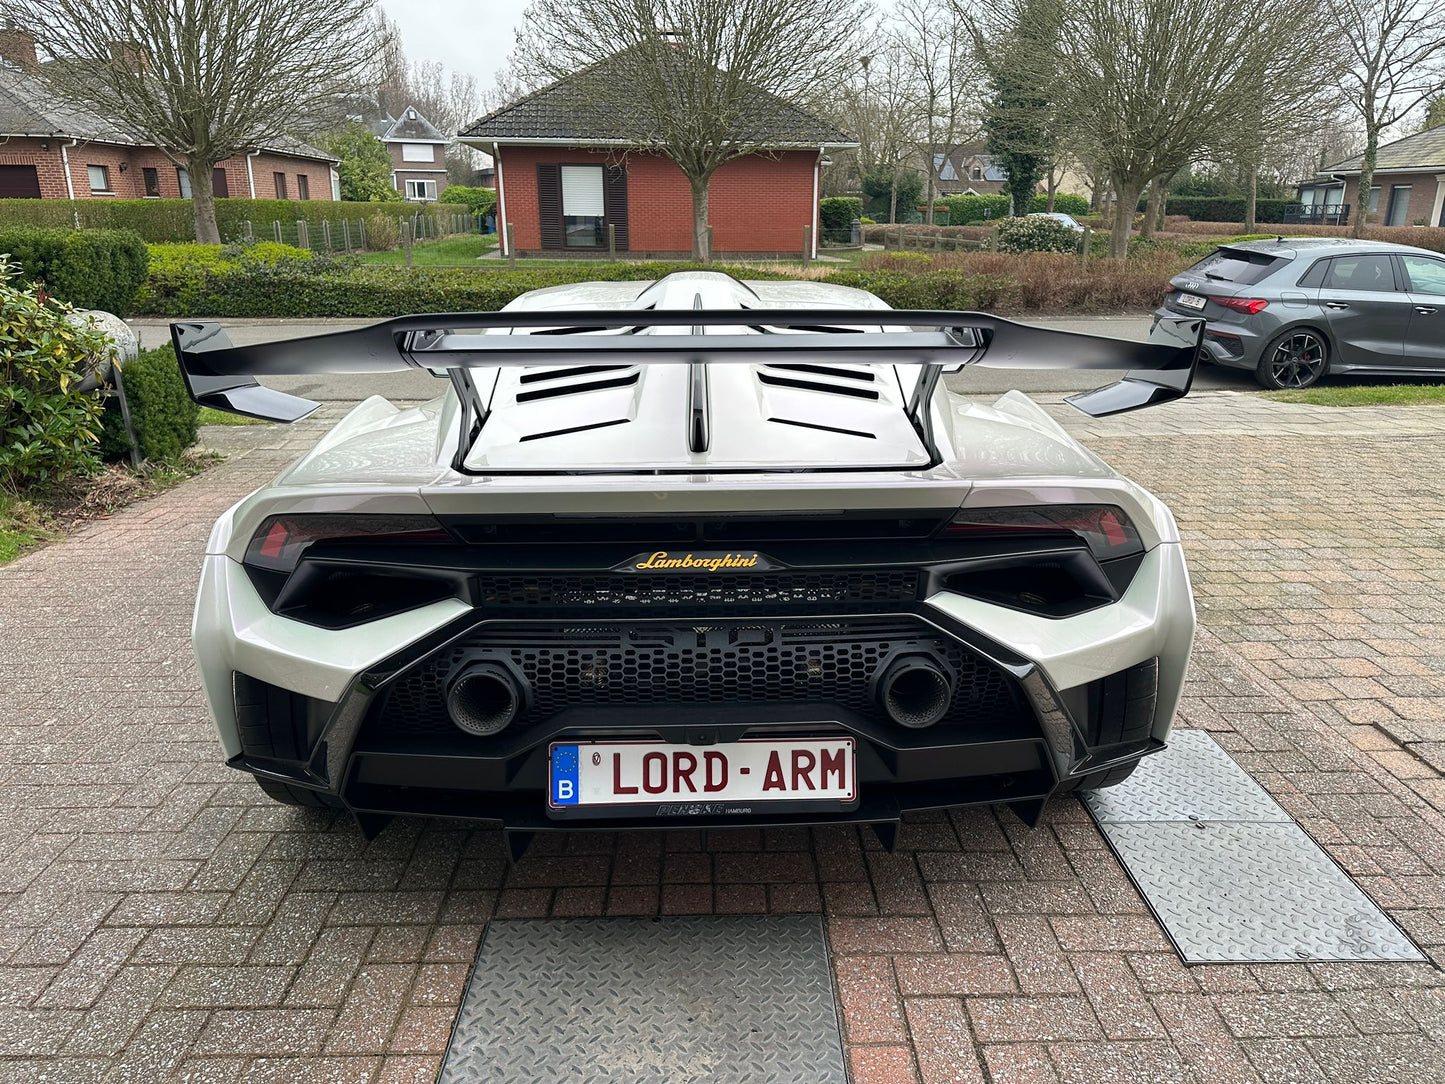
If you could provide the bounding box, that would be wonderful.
[2,391,1445,1084]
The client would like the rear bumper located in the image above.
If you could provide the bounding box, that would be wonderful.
[1154,306,1263,370]
[196,542,1193,831]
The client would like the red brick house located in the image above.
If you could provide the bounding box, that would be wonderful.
[1319,126,1445,227]
[370,106,451,203]
[0,35,337,202]
[458,55,855,259]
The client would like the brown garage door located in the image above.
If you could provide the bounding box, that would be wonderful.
[0,165,41,198]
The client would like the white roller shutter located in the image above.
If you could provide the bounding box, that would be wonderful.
[561,165,604,216]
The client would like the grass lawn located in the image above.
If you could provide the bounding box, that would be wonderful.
[0,493,54,564]
[1262,384,1445,407]
[358,234,499,266]
[198,406,267,426]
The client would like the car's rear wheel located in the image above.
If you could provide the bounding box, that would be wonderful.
[1255,328,1328,389]
[253,776,343,809]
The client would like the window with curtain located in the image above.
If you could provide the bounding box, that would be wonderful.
[561,165,604,248]
[86,165,111,192]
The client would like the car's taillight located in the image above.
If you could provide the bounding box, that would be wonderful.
[942,505,1144,561]
[244,514,451,574]
[1211,296,1269,315]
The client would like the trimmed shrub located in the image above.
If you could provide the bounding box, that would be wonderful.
[0,198,470,245]
[101,344,198,462]
[444,186,498,216]
[135,242,314,314]
[992,216,1082,254]
[1161,197,1297,223]
[0,227,149,313]
[819,197,864,234]
[935,194,1012,224]
[0,257,107,491]
[1028,193,1090,216]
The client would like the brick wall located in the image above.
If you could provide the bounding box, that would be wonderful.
[497,145,820,255]
[1343,172,1445,227]
[0,138,75,199]
[0,139,335,201]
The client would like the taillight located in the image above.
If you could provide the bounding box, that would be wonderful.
[942,505,1144,561]
[244,514,451,574]
[1211,296,1268,315]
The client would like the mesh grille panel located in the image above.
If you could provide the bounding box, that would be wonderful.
[373,619,1024,737]
[477,571,921,613]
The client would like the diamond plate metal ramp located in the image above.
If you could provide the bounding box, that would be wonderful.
[1085,730,1423,964]
[439,916,846,1084]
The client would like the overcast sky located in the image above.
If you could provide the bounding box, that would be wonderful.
[380,0,530,92]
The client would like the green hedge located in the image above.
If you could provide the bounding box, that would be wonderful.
[819,197,864,233]
[0,227,149,313]
[443,186,497,216]
[1031,193,1090,216]
[935,194,1012,223]
[101,343,198,462]
[0,198,470,244]
[1160,197,1297,223]
[130,256,1052,318]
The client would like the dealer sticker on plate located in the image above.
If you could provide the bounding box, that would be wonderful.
[548,738,856,816]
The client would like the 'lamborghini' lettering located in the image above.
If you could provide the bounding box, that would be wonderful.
[634,551,761,572]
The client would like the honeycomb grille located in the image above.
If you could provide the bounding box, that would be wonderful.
[476,570,920,613]
[372,619,1025,737]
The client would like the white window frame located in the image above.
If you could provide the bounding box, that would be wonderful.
[87,164,111,193]
[405,179,437,201]
[402,143,435,163]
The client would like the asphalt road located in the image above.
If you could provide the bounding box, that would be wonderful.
[130,314,1260,402]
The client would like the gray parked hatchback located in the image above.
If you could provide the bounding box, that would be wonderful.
[1154,237,1445,388]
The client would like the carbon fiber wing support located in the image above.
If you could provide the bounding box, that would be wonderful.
[171,310,1204,459]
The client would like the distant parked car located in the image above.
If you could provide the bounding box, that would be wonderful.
[1027,212,1085,232]
[1156,237,1445,389]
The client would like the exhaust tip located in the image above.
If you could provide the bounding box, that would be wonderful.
[879,656,953,729]
[446,662,523,736]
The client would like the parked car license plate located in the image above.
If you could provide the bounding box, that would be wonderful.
[1176,292,1206,310]
[548,738,856,814]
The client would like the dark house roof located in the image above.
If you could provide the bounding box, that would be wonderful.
[1326,125,1445,174]
[0,61,337,162]
[376,106,449,143]
[460,51,854,148]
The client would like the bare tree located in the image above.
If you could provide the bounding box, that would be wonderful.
[976,0,1339,256]
[895,0,980,223]
[1335,0,1445,233]
[12,0,377,242]
[513,0,862,259]
[827,33,926,222]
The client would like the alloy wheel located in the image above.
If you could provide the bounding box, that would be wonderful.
[1267,331,1327,388]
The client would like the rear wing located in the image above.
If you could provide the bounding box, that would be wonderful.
[172,309,1203,471]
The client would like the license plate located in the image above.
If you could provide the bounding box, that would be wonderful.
[1176,292,1206,310]
[548,738,856,815]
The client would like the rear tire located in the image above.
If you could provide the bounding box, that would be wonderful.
[253,776,343,809]
[1254,328,1329,389]
[1062,761,1139,792]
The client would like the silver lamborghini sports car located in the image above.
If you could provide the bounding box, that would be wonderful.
[175,272,1199,846]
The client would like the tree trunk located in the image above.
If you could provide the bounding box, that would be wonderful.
[1140,176,1164,238]
[1244,165,1258,234]
[1110,176,1144,258]
[1154,180,1170,232]
[889,176,898,225]
[1353,124,1377,238]
[689,175,710,262]
[1046,169,1058,213]
[925,147,935,225]
[190,157,220,244]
